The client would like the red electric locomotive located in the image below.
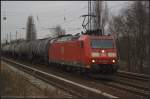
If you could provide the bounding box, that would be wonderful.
[2,14,118,74]
[48,33,118,74]
[2,32,118,74]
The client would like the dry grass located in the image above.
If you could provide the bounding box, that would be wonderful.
[1,64,40,96]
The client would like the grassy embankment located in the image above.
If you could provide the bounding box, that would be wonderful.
[0,61,73,98]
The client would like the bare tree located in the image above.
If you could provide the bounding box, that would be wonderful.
[128,1,147,73]
[109,1,149,73]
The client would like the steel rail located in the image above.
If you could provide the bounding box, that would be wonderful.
[102,81,149,97]
[112,77,148,91]
[104,70,149,96]
[118,70,149,81]
[2,57,118,98]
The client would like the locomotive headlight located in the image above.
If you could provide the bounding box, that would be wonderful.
[102,50,105,53]
[112,59,115,63]
[92,59,95,63]
[108,52,117,57]
[91,52,100,57]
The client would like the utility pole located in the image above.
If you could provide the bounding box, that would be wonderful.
[98,1,102,35]
[90,0,92,30]
[148,2,150,98]
[16,30,18,40]
[93,1,103,35]
[7,33,8,44]
[9,32,11,44]
[88,1,90,30]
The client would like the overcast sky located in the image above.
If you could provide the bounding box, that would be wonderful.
[1,1,130,43]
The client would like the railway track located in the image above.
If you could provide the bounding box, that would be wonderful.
[118,70,149,82]
[2,57,149,98]
[77,65,149,96]
[94,70,149,97]
[112,76,148,91]
[1,57,117,98]
[100,79,149,97]
[116,70,149,92]
[115,70,149,90]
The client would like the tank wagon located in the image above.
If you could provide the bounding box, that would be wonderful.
[2,33,118,74]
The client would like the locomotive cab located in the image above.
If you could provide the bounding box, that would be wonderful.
[90,36,117,64]
[89,36,118,73]
[79,34,118,74]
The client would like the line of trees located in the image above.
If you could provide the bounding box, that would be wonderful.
[109,1,149,73]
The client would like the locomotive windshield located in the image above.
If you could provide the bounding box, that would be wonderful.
[91,39,113,48]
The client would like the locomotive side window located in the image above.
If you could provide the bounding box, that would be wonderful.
[91,39,113,48]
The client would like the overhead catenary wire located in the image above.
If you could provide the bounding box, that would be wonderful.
[35,4,87,32]
[64,2,130,34]
[40,2,130,30]
[2,2,131,41]
[36,6,88,26]
[2,2,128,24]
[2,2,129,20]
[4,5,87,19]
[43,2,129,33]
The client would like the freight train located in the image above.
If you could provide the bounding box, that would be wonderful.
[2,32,118,74]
